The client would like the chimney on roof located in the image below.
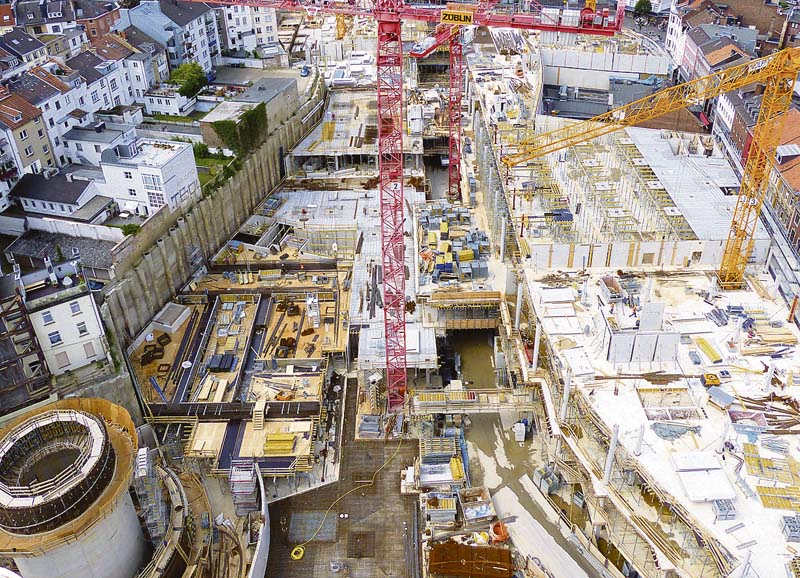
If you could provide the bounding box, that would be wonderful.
[65,172,73,182]
[95,121,106,132]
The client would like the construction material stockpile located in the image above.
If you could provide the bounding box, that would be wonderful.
[417,202,490,287]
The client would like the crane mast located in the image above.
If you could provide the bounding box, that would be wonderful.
[502,48,800,289]
[193,0,624,411]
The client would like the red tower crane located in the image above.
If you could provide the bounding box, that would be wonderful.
[193,0,624,412]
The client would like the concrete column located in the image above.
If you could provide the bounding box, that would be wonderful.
[531,321,542,370]
[603,424,620,486]
[634,423,645,456]
[559,372,571,422]
[514,281,523,330]
[119,275,142,337]
[134,257,156,315]
[156,238,176,296]
[169,228,189,283]
[500,216,507,262]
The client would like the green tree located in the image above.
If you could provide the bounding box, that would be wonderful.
[120,224,141,236]
[170,63,207,98]
[634,0,652,17]
[193,142,210,158]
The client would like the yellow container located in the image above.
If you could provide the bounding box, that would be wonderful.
[457,249,474,262]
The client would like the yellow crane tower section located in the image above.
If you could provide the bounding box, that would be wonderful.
[502,47,800,289]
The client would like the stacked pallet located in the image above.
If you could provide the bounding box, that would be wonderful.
[263,433,297,455]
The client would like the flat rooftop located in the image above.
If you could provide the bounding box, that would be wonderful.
[103,139,188,168]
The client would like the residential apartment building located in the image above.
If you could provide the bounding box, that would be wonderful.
[143,85,195,116]
[75,0,120,41]
[0,5,16,34]
[680,26,752,82]
[666,0,724,69]
[10,171,103,218]
[218,5,278,53]
[8,69,81,166]
[100,138,200,215]
[767,108,800,253]
[15,0,118,38]
[42,27,88,59]
[27,280,110,375]
[119,26,169,89]
[122,0,220,73]
[0,92,56,178]
[0,28,47,69]
[712,86,760,176]
[0,46,25,83]
[63,50,135,110]
[64,120,136,166]
[94,32,167,102]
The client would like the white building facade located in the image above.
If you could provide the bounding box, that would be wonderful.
[28,286,110,375]
[100,138,201,215]
[122,0,220,74]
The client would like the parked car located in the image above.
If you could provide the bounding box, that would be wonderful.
[300,64,310,77]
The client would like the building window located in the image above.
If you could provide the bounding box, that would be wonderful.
[91,91,99,103]
[83,341,96,358]
[55,351,70,367]
[147,191,166,207]
[77,321,88,336]
[110,78,117,91]
[69,301,81,315]
[48,331,62,345]
[48,118,54,127]
[34,117,40,124]
[124,170,133,179]
[55,100,61,110]
[94,145,101,153]
[37,129,44,138]
[142,174,163,190]
[76,143,83,151]
[24,146,33,157]
[42,310,54,325]
[19,129,28,141]
[43,144,49,154]
[128,188,136,196]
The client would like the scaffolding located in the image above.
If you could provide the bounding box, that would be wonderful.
[134,447,168,543]
[0,279,50,415]
[229,459,259,516]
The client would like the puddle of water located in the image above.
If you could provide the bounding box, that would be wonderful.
[465,414,602,578]
[452,330,496,389]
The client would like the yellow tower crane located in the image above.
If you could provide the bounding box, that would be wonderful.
[501,47,800,289]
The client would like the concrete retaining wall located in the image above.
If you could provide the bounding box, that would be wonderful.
[104,70,328,346]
